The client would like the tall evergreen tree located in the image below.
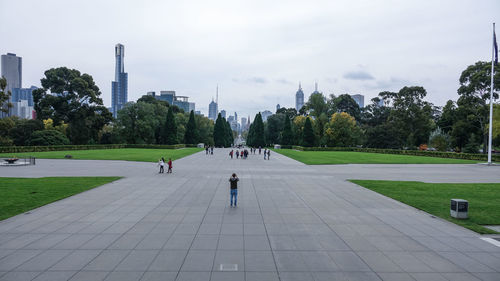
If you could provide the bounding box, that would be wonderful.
[184,110,198,144]
[280,114,294,145]
[163,106,177,144]
[302,117,315,147]
[213,113,226,147]
[224,120,233,146]
[251,112,266,147]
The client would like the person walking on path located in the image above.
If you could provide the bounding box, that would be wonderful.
[229,150,234,159]
[211,146,214,155]
[259,146,262,154]
[229,173,239,207]
[264,148,267,160]
[205,146,209,155]
[158,157,165,173]
[236,150,239,159]
[167,158,173,173]
[267,150,270,160]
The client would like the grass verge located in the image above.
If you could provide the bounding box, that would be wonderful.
[0,148,203,162]
[350,180,500,234]
[273,149,478,165]
[0,177,121,221]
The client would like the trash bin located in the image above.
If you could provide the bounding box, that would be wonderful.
[450,199,468,219]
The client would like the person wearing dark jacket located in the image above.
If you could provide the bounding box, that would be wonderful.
[229,173,239,207]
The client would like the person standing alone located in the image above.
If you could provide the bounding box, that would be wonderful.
[167,158,173,173]
[229,173,239,207]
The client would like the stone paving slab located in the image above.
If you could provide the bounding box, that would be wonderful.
[1,148,500,280]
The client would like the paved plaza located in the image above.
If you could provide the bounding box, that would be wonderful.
[1,149,500,281]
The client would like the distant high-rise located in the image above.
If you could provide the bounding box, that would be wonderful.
[351,94,365,108]
[1,53,22,92]
[295,83,304,111]
[220,110,226,119]
[312,82,320,94]
[276,104,280,112]
[111,44,128,117]
[208,99,218,120]
[261,110,273,122]
[1,53,22,117]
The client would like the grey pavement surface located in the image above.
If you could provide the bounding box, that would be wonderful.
[0,149,500,281]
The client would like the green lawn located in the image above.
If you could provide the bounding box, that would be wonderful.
[273,149,478,165]
[0,148,203,163]
[350,180,500,234]
[0,177,121,221]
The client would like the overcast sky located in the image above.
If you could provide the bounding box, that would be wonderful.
[1,0,499,121]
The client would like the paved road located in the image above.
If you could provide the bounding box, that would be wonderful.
[0,149,499,281]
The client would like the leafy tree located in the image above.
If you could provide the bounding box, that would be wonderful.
[30,130,70,146]
[364,123,402,149]
[0,77,13,114]
[280,114,294,145]
[32,67,112,144]
[428,127,450,151]
[276,107,297,117]
[196,114,214,145]
[184,110,198,144]
[333,94,361,121]
[457,61,500,152]
[380,86,434,148]
[162,106,178,144]
[137,94,170,107]
[116,102,166,144]
[302,117,316,147]
[324,112,360,147]
[306,92,328,118]
[437,100,457,133]
[463,133,480,153]
[175,112,188,144]
[293,115,307,145]
[0,117,15,146]
[99,124,123,144]
[225,119,234,146]
[265,113,285,144]
[9,118,44,146]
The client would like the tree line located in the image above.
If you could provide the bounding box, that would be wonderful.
[252,61,499,153]
[0,61,498,152]
[0,67,232,147]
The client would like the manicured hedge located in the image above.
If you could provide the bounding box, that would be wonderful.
[288,146,500,162]
[0,144,190,153]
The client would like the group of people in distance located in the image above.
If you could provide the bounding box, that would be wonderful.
[229,146,271,160]
[157,157,173,174]
[205,145,214,155]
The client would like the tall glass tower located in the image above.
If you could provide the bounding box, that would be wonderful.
[295,83,304,112]
[111,44,128,117]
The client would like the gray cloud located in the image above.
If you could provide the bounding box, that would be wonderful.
[232,77,268,84]
[343,71,375,81]
[275,78,294,85]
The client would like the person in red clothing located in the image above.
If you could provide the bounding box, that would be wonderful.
[167,158,173,173]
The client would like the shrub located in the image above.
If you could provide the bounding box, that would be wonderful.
[30,130,70,146]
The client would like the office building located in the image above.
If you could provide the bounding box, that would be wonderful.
[351,94,365,108]
[10,86,37,119]
[220,110,226,119]
[188,102,195,113]
[1,53,22,117]
[111,44,128,117]
[158,91,175,104]
[208,99,218,120]
[261,110,273,122]
[295,83,304,111]
[241,117,247,131]
[173,96,190,112]
[276,104,280,112]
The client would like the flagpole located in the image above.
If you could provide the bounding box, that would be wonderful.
[488,22,495,165]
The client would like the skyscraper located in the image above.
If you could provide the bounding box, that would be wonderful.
[220,110,226,119]
[295,83,304,111]
[1,53,22,92]
[208,99,218,120]
[1,53,22,117]
[351,94,365,108]
[111,44,128,117]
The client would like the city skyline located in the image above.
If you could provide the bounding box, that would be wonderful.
[1,0,499,119]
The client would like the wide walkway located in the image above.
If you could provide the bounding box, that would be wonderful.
[0,149,499,281]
